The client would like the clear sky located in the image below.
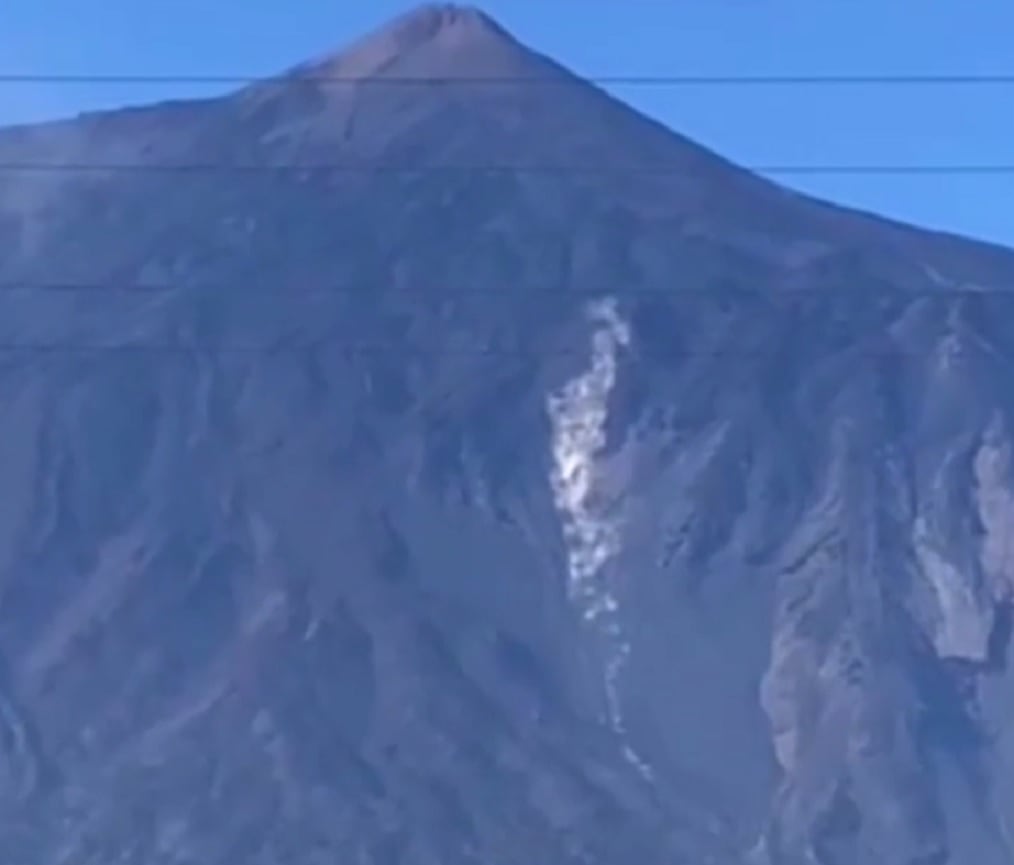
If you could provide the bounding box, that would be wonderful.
[2,0,1012,248]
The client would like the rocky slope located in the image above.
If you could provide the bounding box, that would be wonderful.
[2,4,1014,863]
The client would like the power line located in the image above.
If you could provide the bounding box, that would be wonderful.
[0,287,1006,353]
[2,73,1014,86]
[1,162,1013,176]
[0,281,1010,296]
[0,341,995,358]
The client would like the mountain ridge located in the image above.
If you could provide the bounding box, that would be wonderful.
[4,6,1013,289]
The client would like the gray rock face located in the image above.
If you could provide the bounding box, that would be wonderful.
[2,4,1014,863]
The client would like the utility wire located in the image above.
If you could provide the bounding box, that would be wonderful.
[0,288,1007,353]
[0,341,994,358]
[0,287,1008,355]
[0,162,1012,175]
[0,281,1009,296]
[2,73,1014,85]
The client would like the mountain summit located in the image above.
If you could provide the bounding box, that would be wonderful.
[1,7,1014,865]
[289,3,531,82]
[343,3,515,55]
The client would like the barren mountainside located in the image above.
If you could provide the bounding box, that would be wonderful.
[2,5,1014,864]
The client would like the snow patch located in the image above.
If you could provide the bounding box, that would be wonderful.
[547,298,629,609]
[975,418,1014,597]
[906,416,1014,663]
[913,516,992,662]
[935,333,963,374]
[547,298,652,780]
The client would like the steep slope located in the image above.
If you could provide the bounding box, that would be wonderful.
[2,4,1014,864]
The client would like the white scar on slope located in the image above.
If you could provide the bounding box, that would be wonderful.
[547,298,653,781]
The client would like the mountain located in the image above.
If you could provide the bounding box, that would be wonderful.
[2,4,1014,863]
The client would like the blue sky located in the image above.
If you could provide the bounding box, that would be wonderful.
[2,0,1012,248]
